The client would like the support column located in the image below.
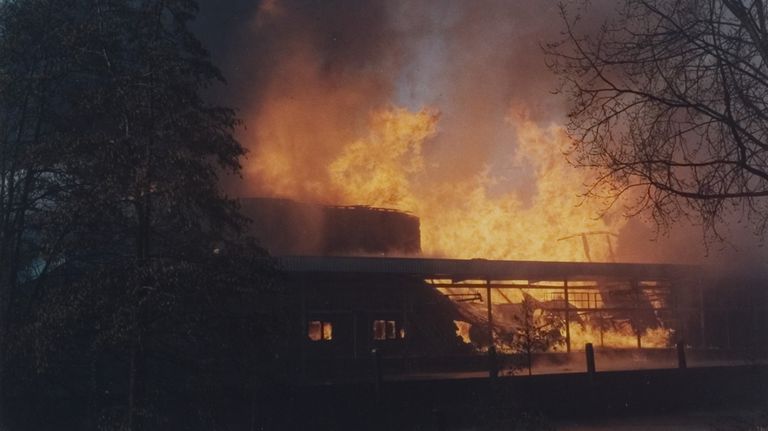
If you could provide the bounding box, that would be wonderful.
[352,312,358,360]
[402,290,410,371]
[677,340,687,369]
[725,312,732,350]
[299,281,307,380]
[599,312,605,347]
[699,284,707,348]
[632,279,642,349]
[564,279,571,353]
[585,342,596,374]
[486,280,497,378]
[372,348,382,403]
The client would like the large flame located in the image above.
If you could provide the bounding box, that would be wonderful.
[250,105,623,262]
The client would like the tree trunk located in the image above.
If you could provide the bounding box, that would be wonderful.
[128,172,151,430]
[127,333,143,431]
[127,336,137,430]
[527,347,532,376]
[0,327,6,430]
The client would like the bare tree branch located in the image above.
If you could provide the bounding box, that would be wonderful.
[547,0,768,237]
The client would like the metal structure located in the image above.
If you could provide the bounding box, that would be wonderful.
[278,255,735,381]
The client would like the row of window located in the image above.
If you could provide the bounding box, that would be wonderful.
[307,319,404,342]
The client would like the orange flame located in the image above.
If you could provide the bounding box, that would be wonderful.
[567,324,670,350]
[251,105,624,262]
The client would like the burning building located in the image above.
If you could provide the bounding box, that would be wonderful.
[238,197,768,379]
[191,0,768,383]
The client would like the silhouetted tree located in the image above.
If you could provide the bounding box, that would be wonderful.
[0,1,82,425]
[10,243,285,430]
[0,0,282,429]
[499,295,564,376]
[547,0,768,239]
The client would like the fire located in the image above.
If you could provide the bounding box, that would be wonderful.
[419,109,621,261]
[567,322,670,350]
[435,283,671,351]
[454,320,473,344]
[328,107,438,211]
[246,44,393,203]
[252,99,673,347]
[241,1,680,361]
[251,101,675,349]
[250,101,669,349]
[252,105,623,262]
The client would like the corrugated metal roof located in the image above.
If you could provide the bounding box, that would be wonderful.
[276,255,697,281]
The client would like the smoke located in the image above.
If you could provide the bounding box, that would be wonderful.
[195,0,767,265]
[615,214,768,268]
[199,0,570,197]
[198,0,400,200]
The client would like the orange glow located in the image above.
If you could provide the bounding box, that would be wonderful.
[247,58,668,349]
[308,320,332,341]
[252,104,625,262]
[567,323,670,350]
[454,320,472,344]
[437,285,670,350]
[418,108,621,261]
[245,1,679,355]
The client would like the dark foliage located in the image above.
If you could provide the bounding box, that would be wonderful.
[8,246,286,430]
[0,0,286,429]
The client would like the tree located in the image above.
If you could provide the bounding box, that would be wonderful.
[546,0,768,238]
[498,295,564,376]
[0,0,282,428]
[0,1,81,425]
[9,242,285,430]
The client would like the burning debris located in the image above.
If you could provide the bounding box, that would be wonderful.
[434,278,672,353]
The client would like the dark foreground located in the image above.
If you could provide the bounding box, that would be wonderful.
[283,365,768,430]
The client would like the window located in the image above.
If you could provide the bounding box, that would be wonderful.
[308,320,333,341]
[372,319,401,340]
[548,291,604,309]
[569,291,604,309]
